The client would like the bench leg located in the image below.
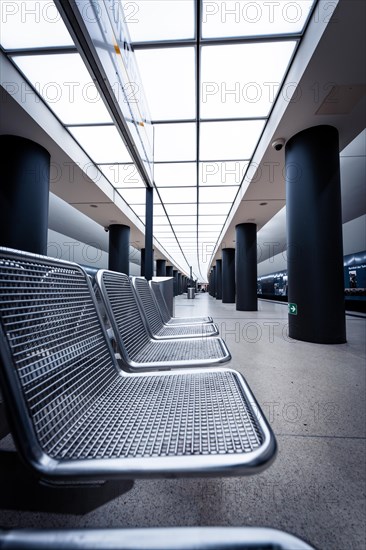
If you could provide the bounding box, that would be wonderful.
[0,450,134,514]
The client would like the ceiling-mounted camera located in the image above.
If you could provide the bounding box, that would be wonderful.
[272,138,286,151]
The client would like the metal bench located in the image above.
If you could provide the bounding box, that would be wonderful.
[150,281,213,325]
[96,270,231,370]
[131,277,219,339]
[0,247,275,482]
[0,527,315,549]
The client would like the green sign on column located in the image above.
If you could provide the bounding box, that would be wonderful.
[288,303,298,315]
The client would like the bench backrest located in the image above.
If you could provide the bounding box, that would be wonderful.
[132,277,164,335]
[150,281,171,324]
[97,271,150,361]
[0,248,118,459]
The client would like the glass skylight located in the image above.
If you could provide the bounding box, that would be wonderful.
[169,222,197,233]
[69,126,132,164]
[123,0,195,43]
[158,187,196,204]
[13,54,113,125]
[127,204,145,217]
[154,163,197,187]
[198,226,224,234]
[201,42,296,118]
[0,0,74,49]
[199,216,228,226]
[199,203,231,216]
[135,48,196,120]
[199,161,249,186]
[201,0,314,38]
[154,124,197,162]
[0,0,315,282]
[119,189,146,205]
[199,186,238,203]
[166,204,197,216]
[200,120,265,160]
[98,164,146,188]
[153,217,171,226]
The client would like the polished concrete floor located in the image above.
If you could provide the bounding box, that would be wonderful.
[0,293,365,550]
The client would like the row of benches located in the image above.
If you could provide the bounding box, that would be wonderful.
[0,246,275,480]
[0,247,315,549]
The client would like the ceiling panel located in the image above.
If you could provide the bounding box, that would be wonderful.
[201,42,296,118]
[165,204,197,216]
[158,187,196,204]
[199,216,228,226]
[13,54,113,125]
[0,0,73,49]
[201,0,314,38]
[199,161,249,186]
[170,215,197,225]
[199,186,239,203]
[200,120,266,160]
[98,164,146,188]
[154,163,197,187]
[135,48,196,120]
[154,123,197,162]
[68,126,132,164]
[199,203,231,216]
[124,0,195,42]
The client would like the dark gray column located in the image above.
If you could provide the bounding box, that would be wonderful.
[156,259,166,276]
[108,224,130,274]
[222,248,235,303]
[173,270,178,296]
[215,259,222,300]
[286,125,346,343]
[166,265,173,277]
[140,248,145,277]
[211,266,216,298]
[0,135,50,254]
[145,187,153,280]
[236,223,257,311]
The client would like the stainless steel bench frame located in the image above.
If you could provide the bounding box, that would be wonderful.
[0,247,275,482]
[0,527,315,549]
[150,281,213,325]
[131,277,219,339]
[96,270,231,371]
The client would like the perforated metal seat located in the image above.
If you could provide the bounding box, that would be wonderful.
[131,277,219,339]
[96,270,231,370]
[150,281,213,325]
[0,527,315,549]
[0,247,275,481]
